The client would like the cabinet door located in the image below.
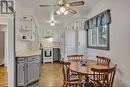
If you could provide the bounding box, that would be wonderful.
[27,61,40,84]
[34,56,40,79]
[17,63,25,86]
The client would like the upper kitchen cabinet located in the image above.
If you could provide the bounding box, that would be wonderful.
[18,16,37,42]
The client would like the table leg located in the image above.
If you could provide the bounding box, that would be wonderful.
[78,73,82,87]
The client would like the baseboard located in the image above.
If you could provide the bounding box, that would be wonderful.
[0,64,4,67]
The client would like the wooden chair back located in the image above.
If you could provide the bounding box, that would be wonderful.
[61,61,71,82]
[96,56,111,66]
[67,55,83,61]
[91,64,117,87]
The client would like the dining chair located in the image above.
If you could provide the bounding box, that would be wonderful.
[86,64,117,87]
[67,55,84,77]
[96,56,111,66]
[67,55,84,61]
[61,61,83,87]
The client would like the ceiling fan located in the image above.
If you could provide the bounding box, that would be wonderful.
[39,0,85,15]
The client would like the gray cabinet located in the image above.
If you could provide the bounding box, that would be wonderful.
[16,58,27,86]
[16,56,40,87]
[27,56,40,84]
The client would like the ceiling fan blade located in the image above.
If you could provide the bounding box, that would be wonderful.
[67,8,77,14]
[68,1,85,6]
[39,5,58,7]
[58,0,66,5]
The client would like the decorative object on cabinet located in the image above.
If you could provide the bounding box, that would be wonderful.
[18,16,36,42]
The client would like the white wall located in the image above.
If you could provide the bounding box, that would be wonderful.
[86,0,130,87]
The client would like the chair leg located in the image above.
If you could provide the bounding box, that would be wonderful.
[68,84,71,87]
[66,84,69,87]
[63,83,66,87]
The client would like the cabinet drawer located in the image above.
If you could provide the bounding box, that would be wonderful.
[28,56,40,62]
[17,58,25,63]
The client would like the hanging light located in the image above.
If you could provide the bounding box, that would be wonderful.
[50,21,55,26]
[50,23,55,26]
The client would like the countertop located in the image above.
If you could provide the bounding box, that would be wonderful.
[16,49,41,58]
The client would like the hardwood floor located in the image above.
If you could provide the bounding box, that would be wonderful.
[30,63,63,87]
[0,63,63,87]
[0,66,8,87]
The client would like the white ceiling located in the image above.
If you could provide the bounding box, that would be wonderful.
[16,0,101,27]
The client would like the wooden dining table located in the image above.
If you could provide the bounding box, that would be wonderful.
[68,59,111,75]
[64,59,112,87]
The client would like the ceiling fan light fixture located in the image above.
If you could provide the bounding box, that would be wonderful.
[64,10,68,15]
[56,10,61,15]
[59,7,65,13]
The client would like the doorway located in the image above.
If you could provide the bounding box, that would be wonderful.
[0,24,7,66]
[0,31,4,65]
[0,24,8,86]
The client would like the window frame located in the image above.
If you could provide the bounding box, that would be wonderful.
[87,24,110,50]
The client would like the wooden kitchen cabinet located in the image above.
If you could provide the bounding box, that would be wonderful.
[16,55,40,87]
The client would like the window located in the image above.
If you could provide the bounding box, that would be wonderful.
[87,24,109,50]
[85,9,111,50]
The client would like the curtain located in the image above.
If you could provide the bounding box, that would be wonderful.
[85,9,111,30]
